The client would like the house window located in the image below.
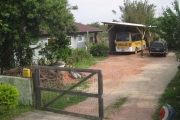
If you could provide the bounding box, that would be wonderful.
[78,35,82,41]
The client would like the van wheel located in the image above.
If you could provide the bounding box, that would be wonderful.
[164,54,166,57]
[134,48,138,54]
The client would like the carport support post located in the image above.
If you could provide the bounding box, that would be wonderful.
[33,68,42,108]
[141,39,144,58]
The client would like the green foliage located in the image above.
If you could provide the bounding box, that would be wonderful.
[84,40,93,52]
[87,22,108,41]
[154,0,180,61]
[74,56,107,68]
[70,48,93,63]
[111,97,128,109]
[42,91,87,110]
[105,97,128,118]
[0,84,19,108]
[0,104,34,120]
[0,0,77,73]
[90,41,109,57]
[0,84,19,118]
[175,51,180,63]
[37,0,78,65]
[113,0,156,24]
[106,97,128,109]
[42,82,89,110]
[39,34,73,65]
[0,0,42,70]
[152,70,180,120]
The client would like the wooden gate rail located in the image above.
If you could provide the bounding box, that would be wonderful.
[33,66,103,120]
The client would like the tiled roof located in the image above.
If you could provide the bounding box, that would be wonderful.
[40,29,48,35]
[74,22,103,33]
[41,22,102,35]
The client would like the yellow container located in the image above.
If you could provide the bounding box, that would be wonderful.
[23,68,30,78]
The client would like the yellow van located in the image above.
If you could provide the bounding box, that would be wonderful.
[115,32,146,53]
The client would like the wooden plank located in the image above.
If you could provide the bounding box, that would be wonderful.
[33,65,101,73]
[98,70,103,95]
[98,70,104,119]
[98,97,104,119]
[40,87,99,98]
[33,69,42,107]
[44,72,97,107]
[33,66,104,119]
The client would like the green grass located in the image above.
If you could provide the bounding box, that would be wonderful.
[42,81,90,110]
[152,69,180,120]
[106,97,128,110]
[42,92,87,110]
[0,104,34,120]
[110,97,128,109]
[104,97,128,119]
[74,56,107,68]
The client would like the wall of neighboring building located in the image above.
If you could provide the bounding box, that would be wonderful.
[30,36,48,64]
[31,35,86,64]
[69,34,85,49]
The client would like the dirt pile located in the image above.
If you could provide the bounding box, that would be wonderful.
[3,67,76,88]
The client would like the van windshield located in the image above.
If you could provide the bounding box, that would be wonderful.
[151,42,163,47]
[116,33,129,41]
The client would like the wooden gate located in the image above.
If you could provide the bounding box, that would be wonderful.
[33,66,103,120]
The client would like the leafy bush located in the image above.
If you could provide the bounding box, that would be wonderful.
[90,41,109,57]
[0,84,19,108]
[68,48,93,64]
[175,51,180,63]
[39,34,73,65]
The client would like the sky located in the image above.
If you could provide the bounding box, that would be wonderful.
[68,0,174,24]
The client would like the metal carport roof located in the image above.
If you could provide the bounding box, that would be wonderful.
[102,21,145,27]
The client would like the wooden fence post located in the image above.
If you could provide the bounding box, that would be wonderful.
[33,68,42,108]
[98,70,104,119]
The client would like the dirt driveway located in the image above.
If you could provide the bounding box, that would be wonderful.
[65,50,179,120]
[96,50,179,120]
[14,50,179,120]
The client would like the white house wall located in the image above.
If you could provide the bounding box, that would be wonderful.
[31,35,85,64]
[70,35,85,49]
[30,36,48,64]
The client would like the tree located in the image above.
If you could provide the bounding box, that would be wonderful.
[112,0,156,24]
[87,22,108,41]
[154,0,180,61]
[38,0,77,65]
[155,0,180,47]
[0,0,77,74]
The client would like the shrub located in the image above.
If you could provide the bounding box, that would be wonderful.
[90,42,109,57]
[0,84,19,108]
[68,48,93,64]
